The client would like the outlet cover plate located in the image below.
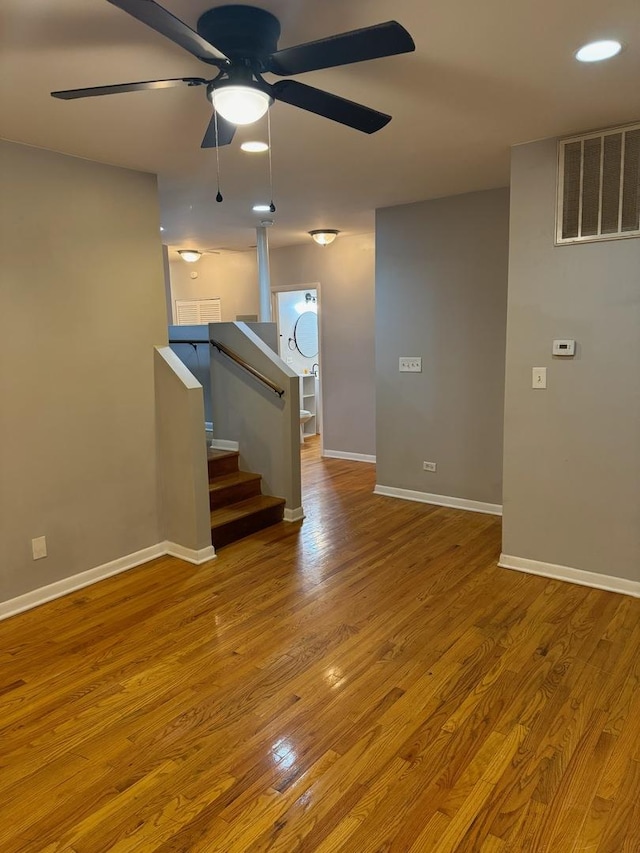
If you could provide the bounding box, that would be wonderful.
[400,357,422,373]
[32,536,47,560]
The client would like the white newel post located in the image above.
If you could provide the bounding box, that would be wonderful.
[256,225,272,322]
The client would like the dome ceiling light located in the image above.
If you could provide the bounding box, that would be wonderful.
[178,250,202,263]
[309,230,340,246]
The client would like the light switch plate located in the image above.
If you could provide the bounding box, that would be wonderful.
[532,367,547,389]
[399,357,422,373]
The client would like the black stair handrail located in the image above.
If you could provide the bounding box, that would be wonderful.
[210,339,285,398]
[168,338,285,398]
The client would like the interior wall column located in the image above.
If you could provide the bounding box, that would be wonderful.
[256,225,272,322]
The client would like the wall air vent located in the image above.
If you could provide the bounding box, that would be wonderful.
[557,122,640,245]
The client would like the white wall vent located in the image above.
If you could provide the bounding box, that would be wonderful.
[175,298,222,325]
[557,122,640,245]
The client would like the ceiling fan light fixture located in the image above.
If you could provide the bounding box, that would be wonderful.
[309,229,340,246]
[211,86,272,126]
[575,40,622,62]
[241,140,269,152]
[178,250,202,263]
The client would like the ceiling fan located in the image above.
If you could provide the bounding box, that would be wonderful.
[51,0,415,148]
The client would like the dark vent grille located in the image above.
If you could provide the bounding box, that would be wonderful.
[622,129,640,232]
[602,134,622,234]
[557,123,640,244]
[562,142,581,239]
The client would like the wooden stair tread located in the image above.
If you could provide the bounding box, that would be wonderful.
[211,494,285,528]
[209,470,261,492]
[207,448,240,478]
[207,449,239,461]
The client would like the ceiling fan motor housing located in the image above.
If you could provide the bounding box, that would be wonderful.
[196,5,281,63]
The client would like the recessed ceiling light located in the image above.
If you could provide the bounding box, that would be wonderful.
[160,226,165,231]
[241,141,269,153]
[252,204,271,212]
[575,40,622,62]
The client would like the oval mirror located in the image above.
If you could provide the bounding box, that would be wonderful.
[293,311,318,358]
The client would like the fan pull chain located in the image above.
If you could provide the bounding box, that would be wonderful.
[267,109,275,213]
[214,110,223,203]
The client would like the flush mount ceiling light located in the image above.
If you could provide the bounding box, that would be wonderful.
[178,250,202,263]
[210,84,272,126]
[241,141,269,152]
[309,230,340,246]
[575,40,622,62]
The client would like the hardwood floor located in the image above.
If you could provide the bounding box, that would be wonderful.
[1,437,639,852]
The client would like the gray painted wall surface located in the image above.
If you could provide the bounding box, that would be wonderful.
[376,188,509,504]
[0,141,167,604]
[209,323,301,510]
[169,252,258,322]
[169,325,212,423]
[503,138,640,582]
[154,348,211,552]
[270,234,375,456]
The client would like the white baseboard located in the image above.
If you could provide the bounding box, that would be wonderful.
[374,484,502,516]
[0,543,166,623]
[499,554,640,598]
[323,449,376,464]
[0,541,218,623]
[210,438,240,451]
[163,542,216,565]
[284,506,305,522]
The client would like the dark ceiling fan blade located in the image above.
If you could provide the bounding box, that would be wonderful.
[268,21,414,76]
[107,0,229,64]
[201,112,236,148]
[272,80,391,134]
[51,77,208,100]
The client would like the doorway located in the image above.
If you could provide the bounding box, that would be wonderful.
[271,285,322,441]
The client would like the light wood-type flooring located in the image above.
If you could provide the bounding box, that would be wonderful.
[1,437,639,852]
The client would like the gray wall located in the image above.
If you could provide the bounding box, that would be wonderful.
[376,189,509,505]
[0,141,167,604]
[210,323,301,511]
[154,348,211,552]
[270,234,375,456]
[169,251,258,322]
[503,138,640,582]
[169,325,213,424]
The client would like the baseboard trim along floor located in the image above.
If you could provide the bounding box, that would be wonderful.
[323,449,376,464]
[374,484,502,516]
[0,541,217,622]
[499,553,640,598]
[283,506,305,522]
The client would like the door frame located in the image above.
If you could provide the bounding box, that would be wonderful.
[270,282,323,448]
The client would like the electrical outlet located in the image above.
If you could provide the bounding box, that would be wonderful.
[423,461,437,472]
[399,357,422,373]
[32,536,47,560]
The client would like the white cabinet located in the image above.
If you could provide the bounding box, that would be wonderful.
[300,374,317,437]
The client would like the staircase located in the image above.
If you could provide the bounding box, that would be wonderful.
[208,449,286,548]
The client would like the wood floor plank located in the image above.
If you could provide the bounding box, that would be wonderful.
[1,436,639,851]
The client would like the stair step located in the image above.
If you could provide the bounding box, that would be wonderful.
[208,448,239,478]
[209,470,263,509]
[211,495,286,549]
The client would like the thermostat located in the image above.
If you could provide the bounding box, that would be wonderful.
[552,339,575,356]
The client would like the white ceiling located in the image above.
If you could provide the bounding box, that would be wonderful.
[2,0,639,251]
